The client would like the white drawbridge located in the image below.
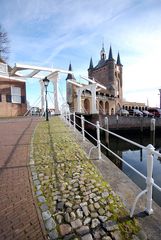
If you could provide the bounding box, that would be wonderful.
[10,63,72,115]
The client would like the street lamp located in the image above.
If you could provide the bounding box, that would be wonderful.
[43,77,50,121]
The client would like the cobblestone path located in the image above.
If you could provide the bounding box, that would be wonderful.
[31,117,142,240]
[0,117,47,240]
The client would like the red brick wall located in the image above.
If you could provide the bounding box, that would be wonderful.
[0,79,27,117]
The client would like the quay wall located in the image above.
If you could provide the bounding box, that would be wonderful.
[74,113,161,131]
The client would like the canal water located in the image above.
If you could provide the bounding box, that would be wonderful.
[86,129,161,207]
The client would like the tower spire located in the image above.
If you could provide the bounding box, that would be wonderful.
[66,62,75,80]
[108,45,114,60]
[117,52,122,65]
[89,57,93,69]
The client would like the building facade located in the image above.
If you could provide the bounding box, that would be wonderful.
[66,45,145,114]
[0,59,27,117]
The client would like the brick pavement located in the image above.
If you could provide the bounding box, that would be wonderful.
[0,117,47,240]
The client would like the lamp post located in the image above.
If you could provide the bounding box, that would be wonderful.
[43,77,50,121]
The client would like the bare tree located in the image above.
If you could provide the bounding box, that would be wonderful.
[0,24,10,62]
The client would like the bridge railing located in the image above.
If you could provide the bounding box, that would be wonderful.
[63,112,161,218]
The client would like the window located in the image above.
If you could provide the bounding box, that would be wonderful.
[21,96,26,103]
[11,87,21,104]
[6,95,12,102]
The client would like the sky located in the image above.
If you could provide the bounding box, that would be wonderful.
[1,0,161,108]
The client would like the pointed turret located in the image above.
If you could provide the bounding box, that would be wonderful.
[66,62,75,80]
[100,43,106,60]
[89,57,93,69]
[117,52,122,66]
[108,46,114,61]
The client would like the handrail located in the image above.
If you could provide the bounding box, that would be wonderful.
[63,112,161,217]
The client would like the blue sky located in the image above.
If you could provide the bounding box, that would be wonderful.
[1,0,161,108]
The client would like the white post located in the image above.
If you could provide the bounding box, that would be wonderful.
[91,84,98,113]
[145,144,155,215]
[104,117,109,146]
[40,80,45,113]
[81,115,85,141]
[96,121,101,160]
[69,113,71,126]
[77,89,82,113]
[150,118,156,132]
[52,77,60,115]
[73,112,76,131]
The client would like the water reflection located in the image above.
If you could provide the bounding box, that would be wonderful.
[103,131,161,207]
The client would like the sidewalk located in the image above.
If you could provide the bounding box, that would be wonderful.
[30,117,145,240]
[0,117,47,240]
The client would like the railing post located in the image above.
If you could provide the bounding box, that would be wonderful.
[96,121,101,160]
[65,111,67,123]
[104,117,109,147]
[145,144,155,215]
[69,113,71,126]
[73,112,76,131]
[81,115,85,141]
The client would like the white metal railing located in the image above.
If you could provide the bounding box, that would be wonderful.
[63,112,161,218]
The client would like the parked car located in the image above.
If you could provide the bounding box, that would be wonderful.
[129,109,143,117]
[116,109,129,116]
[31,107,40,116]
[148,108,161,117]
[142,110,154,117]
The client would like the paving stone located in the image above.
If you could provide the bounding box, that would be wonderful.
[98,208,105,215]
[111,230,122,240]
[42,210,51,221]
[81,233,93,240]
[103,220,119,231]
[56,214,63,224]
[40,204,49,212]
[88,204,95,212]
[48,229,59,240]
[91,218,100,228]
[64,233,77,240]
[65,213,71,223]
[57,201,64,210]
[38,195,46,203]
[76,226,90,236]
[90,212,98,218]
[34,179,40,186]
[71,219,82,229]
[70,211,76,221]
[45,217,56,231]
[102,236,112,240]
[36,190,43,196]
[59,224,72,236]
[81,205,89,217]
[84,217,92,225]
[65,201,73,208]
[98,215,107,223]
[76,209,84,218]
[94,202,100,209]
[102,192,109,198]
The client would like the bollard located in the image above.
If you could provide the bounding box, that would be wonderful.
[150,118,156,145]
[104,117,109,147]
[116,115,119,129]
[96,121,101,160]
[81,115,85,141]
[145,144,155,215]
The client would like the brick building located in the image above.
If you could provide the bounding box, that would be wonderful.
[0,59,27,117]
[66,45,145,114]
